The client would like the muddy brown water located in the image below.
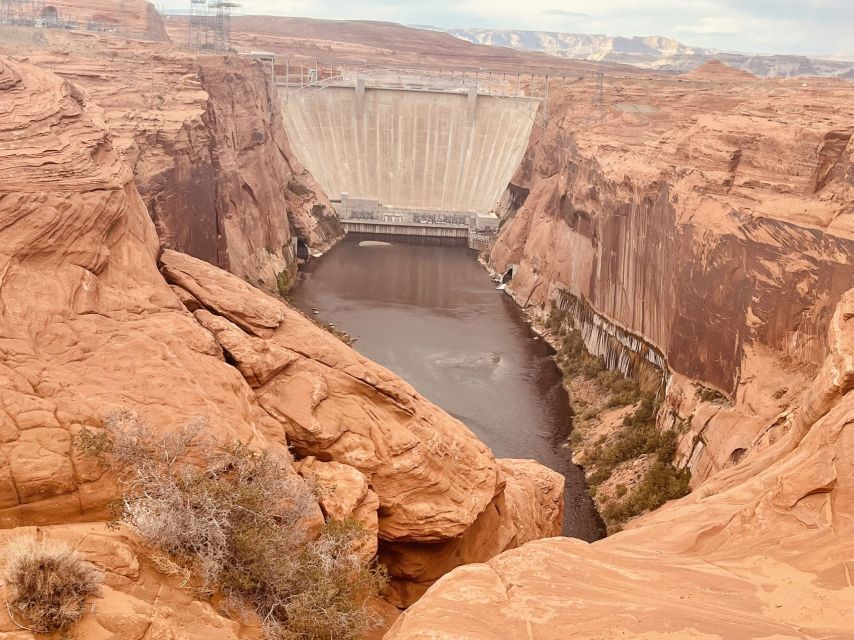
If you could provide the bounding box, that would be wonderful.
[290,236,605,541]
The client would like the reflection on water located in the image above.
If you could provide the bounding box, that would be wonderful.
[290,236,605,541]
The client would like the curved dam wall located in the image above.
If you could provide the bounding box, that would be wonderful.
[280,86,539,212]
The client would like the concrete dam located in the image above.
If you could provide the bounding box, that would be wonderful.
[279,78,540,241]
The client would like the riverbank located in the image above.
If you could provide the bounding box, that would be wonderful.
[481,258,690,533]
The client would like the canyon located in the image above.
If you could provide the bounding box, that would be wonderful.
[0,3,853,640]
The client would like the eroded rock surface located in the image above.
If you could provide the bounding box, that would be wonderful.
[380,458,564,608]
[295,456,380,561]
[0,56,286,527]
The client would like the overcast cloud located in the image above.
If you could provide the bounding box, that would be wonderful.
[156,0,854,57]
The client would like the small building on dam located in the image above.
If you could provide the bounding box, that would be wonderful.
[279,75,540,245]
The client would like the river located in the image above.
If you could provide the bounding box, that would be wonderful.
[290,236,605,541]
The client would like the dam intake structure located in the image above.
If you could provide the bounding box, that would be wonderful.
[277,67,543,246]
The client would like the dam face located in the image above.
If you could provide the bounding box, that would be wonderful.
[280,85,538,214]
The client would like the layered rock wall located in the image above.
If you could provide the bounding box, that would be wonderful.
[0,35,343,293]
[490,92,854,394]
[489,69,854,478]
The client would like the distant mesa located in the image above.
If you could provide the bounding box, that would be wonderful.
[683,59,756,80]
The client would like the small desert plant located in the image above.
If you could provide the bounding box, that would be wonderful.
[696,384,728,404]
[276,267,297,298]
[287,180,312,198]
[2,537,102,633]
[75,410,385,640]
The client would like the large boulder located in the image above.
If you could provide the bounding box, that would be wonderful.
[294,456,380,562]
[160,249,503,543]
[379,458,564,607]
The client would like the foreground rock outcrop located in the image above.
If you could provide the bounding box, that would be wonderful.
[0,54,287,526]
[0,524,248,639]
[159,249,502,543]
[159,249,565,604]
[380,459,564,607]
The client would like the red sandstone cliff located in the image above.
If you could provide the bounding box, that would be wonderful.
[367,65,854,637]
[0,31,343,294]
[487,69,854,482]
[0,55,559,636]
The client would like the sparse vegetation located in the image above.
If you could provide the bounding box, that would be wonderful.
[74,411,385,640]
[546,306,691,532]
[287,180,311,198]
[696,384,728,404]
[582,392,691,529]
[2,537,103,633]
[600,462,691,525]
[276,266,296,298]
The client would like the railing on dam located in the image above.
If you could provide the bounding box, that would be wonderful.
[341,220,493,250]
[267,60,551,126]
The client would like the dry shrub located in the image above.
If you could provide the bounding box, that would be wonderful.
[2,537,102,633]
[268,519,388,640]
[76,410,385,640]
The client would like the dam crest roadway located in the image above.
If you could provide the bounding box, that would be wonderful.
[273,63,546,244]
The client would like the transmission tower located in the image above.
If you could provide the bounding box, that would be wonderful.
[188,0,239,53]
[0,0,43,27]
[188,0,209,51]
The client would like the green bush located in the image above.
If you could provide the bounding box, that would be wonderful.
[276,267,296,298]
[697,385,728,404]
[76,411,385,640]
[601,462,691,524]
[586,393,670,473]
[581,392,692,530]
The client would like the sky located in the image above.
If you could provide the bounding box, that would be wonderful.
[156,0,854,58]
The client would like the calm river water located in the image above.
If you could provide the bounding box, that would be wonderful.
[290,236,604,541]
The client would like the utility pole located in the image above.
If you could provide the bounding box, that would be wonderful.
[594,72,604,105]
